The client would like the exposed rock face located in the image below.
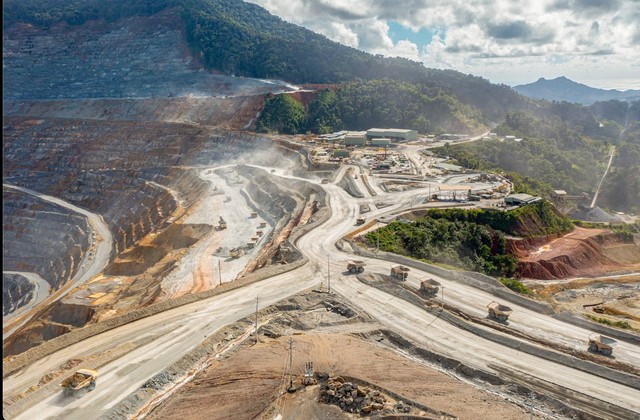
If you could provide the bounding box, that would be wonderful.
[3,8,290,100]
[509,229,640,279]
[3,274,35,316]
[3,188,91,301]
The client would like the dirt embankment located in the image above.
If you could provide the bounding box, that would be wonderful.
[509,228,640,280]
[143,292,535,420]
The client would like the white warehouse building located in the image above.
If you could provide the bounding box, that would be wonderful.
[367,128,418,141]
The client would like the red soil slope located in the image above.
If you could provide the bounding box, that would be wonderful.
[508,228,640,279]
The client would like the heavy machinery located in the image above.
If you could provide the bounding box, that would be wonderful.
[356,217,366,225]
[60,369,98,397]
[420,278,441,296]
[390,265,410,280]
[588,333,617,356]
[487,301,513,322]
[229,247,245,258]
[217,216,227,230]
[347,260,366,274]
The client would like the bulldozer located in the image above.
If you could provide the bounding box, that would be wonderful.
[390,265,410,280]
[487,301,512,322]
[588,333,617,356]
[60,369,98,397]
[346,260,366,274]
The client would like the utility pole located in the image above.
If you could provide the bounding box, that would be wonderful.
[255,295,259,343]
[288,338,294,391]
[376,235,380,253]
[327,255,331,294]
[218,260,222,286]
[441,286,445,309]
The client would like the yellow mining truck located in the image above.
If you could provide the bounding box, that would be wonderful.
[390,265,410,280]
[588,333,617,356]
[347,260,366,274]
[420,278,441,296]
[61,369,98,397]
[487,301,513,322]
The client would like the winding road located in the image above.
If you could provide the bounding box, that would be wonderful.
[3,161,640,419]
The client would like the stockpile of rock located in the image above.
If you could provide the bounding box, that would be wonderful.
[319,376,405,416]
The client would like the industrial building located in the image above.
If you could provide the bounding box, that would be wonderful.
[433,162,464,172]
[367,128,417,141]
[370,137,391,147]
[504,193,542,206]
[343,131,367,146]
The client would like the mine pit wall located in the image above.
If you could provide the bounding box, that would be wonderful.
[337,167,365,198]
[237,165,326,271]
[3,8,290,101]
[3,96,266,130]
[2,189,91,312]
[2,274,35,317]
[3,128,318,356]
[2,192,332,366]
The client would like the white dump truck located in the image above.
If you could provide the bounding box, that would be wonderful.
[487,301,513,322]
[390,265,410,280]
[588,333,617,356]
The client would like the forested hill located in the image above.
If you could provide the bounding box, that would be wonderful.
[3,0,530,123]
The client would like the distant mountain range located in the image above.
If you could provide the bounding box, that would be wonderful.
[513,76,640,105]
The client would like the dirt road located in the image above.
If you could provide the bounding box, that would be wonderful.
[4,164,640,419]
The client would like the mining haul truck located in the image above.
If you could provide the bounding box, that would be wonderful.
[229,247,245,258]
[61,369,98,397]
[390,265,410,280]
[356,217,366,225]
[487,301,512,322]
[420,278,441,296]
[347,260,366,274]
[588,333,617,356]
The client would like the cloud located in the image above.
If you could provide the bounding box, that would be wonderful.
[247,0,640,88]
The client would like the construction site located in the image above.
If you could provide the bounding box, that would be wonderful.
[3,6,640,420]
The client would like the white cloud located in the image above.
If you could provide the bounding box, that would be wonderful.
[247,0,640,88]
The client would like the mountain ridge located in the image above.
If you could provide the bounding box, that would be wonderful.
[514,76,640,105]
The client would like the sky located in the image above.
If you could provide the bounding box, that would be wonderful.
[247,0,640,90]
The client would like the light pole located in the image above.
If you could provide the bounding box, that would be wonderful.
[327,255,331,294]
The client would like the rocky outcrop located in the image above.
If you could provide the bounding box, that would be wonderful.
[3,274,35,316]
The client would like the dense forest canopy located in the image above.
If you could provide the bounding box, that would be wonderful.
[258,81,487,135]
[365,201,573,277]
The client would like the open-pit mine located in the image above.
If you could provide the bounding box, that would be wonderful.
[3,7,640,420]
